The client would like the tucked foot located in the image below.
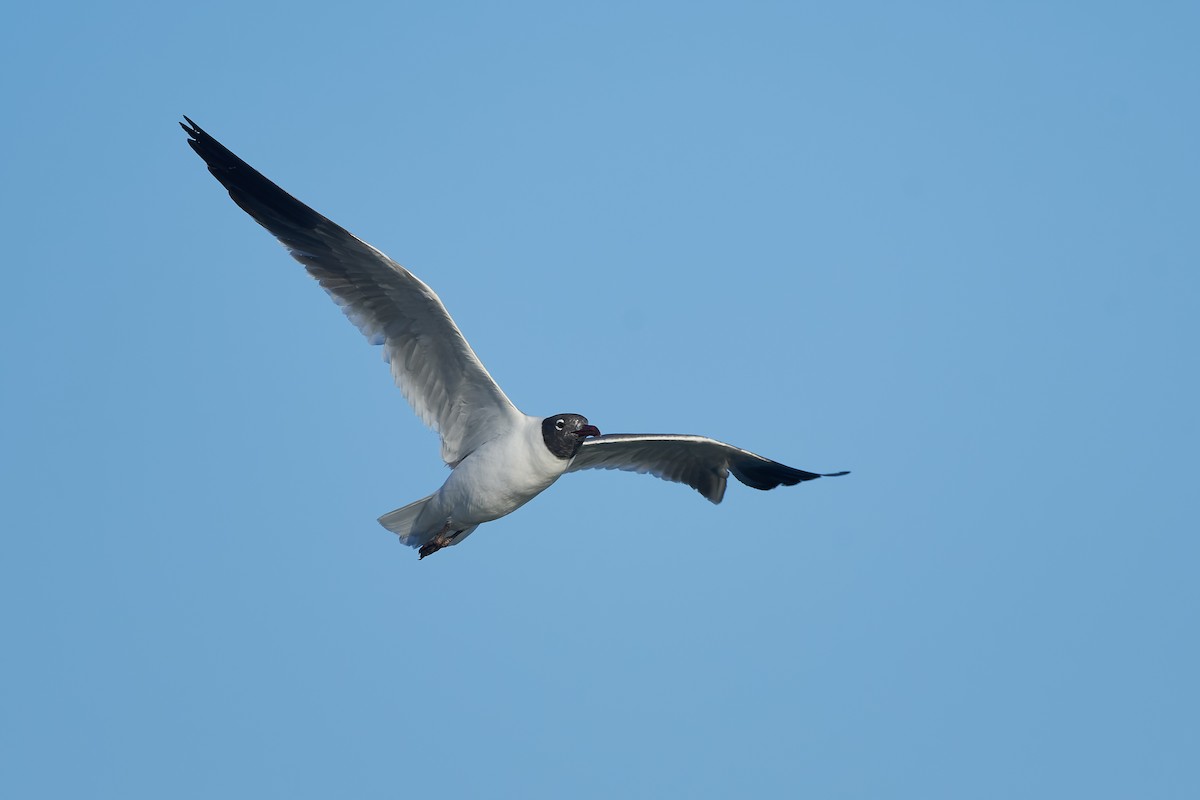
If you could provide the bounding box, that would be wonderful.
[418,537,449,559]
[418,529,466,560]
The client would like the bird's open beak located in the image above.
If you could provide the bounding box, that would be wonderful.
[576,425,601,439]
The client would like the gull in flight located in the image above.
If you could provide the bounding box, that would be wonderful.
[181,118,848,559]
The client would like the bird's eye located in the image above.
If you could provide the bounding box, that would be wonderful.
[555,419,565,431]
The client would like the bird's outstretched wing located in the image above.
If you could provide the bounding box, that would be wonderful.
[181,117,521,465]
[567,434,848,504]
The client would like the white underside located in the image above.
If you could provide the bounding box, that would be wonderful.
[379,414,571,550]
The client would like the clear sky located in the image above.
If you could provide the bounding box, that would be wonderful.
[2,2,1197,797]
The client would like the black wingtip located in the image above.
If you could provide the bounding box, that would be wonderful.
[821,471,851,477]
[180,115,201,140]
[180,116,330,233]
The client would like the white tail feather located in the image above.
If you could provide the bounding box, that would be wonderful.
[378,494,435,547]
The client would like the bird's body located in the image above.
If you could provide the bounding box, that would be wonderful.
[432,415,568,527]
[392,414,574,555]
[181,117,847,559]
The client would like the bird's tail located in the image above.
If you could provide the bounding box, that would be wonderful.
[378,494,436,547]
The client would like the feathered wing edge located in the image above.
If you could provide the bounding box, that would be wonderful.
[180,117,522,465]
[567,434,848,503]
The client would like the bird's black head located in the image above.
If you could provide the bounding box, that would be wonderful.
[541,413,601,459]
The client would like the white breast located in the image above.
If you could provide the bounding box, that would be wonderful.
[433,415,571,527]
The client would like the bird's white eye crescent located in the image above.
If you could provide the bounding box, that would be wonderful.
[555,419,565,431]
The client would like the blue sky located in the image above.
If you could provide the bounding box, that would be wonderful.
[2,2,1197,797]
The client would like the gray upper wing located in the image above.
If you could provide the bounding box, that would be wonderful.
[566,433,848,504]
[182,118,522,465]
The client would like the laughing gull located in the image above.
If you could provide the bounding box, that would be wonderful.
[181,117,848,559]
